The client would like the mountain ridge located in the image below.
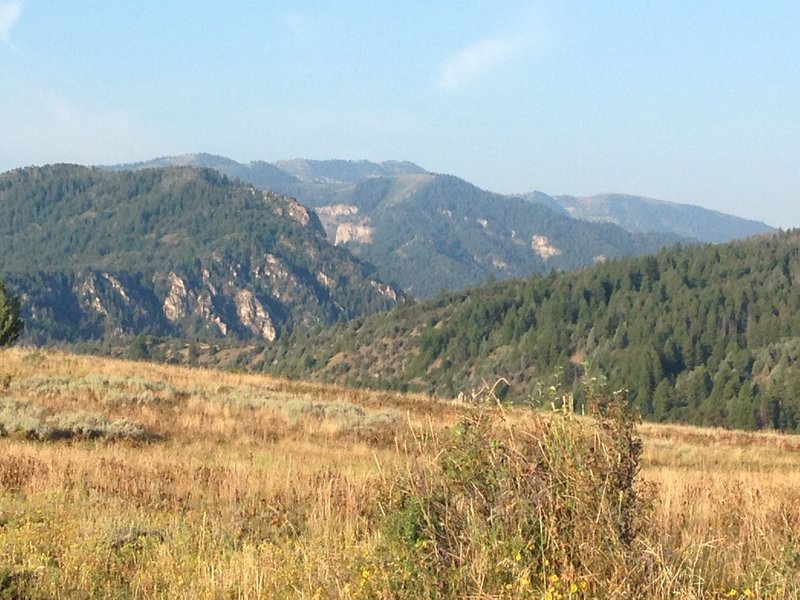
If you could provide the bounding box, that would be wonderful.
[109,153,773,242]
[108,154,752,297]
[535,192,774,243]
[254,228,800,432]
[0,164,400,343]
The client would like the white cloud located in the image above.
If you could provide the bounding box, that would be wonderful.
[0,1,21,45]
[439,36,523,92]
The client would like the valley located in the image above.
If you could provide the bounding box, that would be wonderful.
[4,5,797,598]
[0,348,797,598]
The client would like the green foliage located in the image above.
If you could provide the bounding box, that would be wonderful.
[0,279,22,346]
[326,174,686,298]
[264,229,800,432]
[0,165,398,342]
[373,389,651,597]
[132,157,769,298]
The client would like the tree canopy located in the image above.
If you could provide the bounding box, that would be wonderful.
[259,229,800,432]
[0,278,23,346]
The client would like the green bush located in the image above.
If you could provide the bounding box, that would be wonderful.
[371,388,652,597]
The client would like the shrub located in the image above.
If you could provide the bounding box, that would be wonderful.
[372,387,652,597]
[0,398,152,441]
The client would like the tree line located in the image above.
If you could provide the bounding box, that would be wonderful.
[262,230,800,432]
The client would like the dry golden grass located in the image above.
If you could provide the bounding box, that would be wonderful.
[0,347,798,598]
[637,422,800,599]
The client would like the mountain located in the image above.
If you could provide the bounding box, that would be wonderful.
[109,152,305,194]
[299,173,686,297]
[254,229,800,432]
[110,155,693,297]
[525,192,774,243]
[0,164,400,344]
[272,158,428,184]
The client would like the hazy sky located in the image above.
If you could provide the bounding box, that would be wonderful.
[2,2,798,228]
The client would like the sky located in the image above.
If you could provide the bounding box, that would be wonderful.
[1,1,798,228]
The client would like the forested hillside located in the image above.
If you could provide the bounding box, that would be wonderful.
[259,230,800,431]
[304,174,686,297]
[0,165,399,343]
[113,155,695,297]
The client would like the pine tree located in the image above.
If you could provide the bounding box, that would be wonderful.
[0,279,23,346]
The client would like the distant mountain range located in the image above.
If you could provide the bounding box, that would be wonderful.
[0,165,399,343]
[525,192,773,244]
[2,158,793,434]
[111,154,771,297]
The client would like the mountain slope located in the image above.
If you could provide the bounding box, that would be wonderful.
[300,174,686,296]
[257,229,800,432]
[0,164,399,343]
[531,192,774,243]
[273,158,428,183]
[111,154,772,297]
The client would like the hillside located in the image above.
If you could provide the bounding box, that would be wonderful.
[273,158,428,183]
[302,174,686,296]
[1,347,799,598]
[0,164,399,343]
[532,192,774,243]
[112,155,693,297]
[256,229,800,432]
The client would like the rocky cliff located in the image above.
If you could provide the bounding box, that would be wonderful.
[0,164,400,343]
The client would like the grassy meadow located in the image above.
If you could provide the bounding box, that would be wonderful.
[1,348,799,599]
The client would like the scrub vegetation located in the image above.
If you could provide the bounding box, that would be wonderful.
[1,348,798,598]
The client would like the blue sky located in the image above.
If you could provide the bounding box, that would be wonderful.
[1,1,798,228]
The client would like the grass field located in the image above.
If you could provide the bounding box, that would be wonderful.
[1,348,799,599]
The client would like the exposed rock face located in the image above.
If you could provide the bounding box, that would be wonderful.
[13,256,401,343]
[250,253,304,305]
[163,272,189,322]
[78,274,136,318]
[316,271,334,289]
[370,280,398,302]
[285,198,312,227]
[531,235,562,259]
[1,164,402,344]
[491,257,509,270]
[234,289,276,341]
[197,293,228,335]
[335,223,375,245]
[79,275,108,316]
[316,204,359,218]
[315,204,375,245]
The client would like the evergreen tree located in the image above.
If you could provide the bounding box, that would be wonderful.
[0,279,23,346]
